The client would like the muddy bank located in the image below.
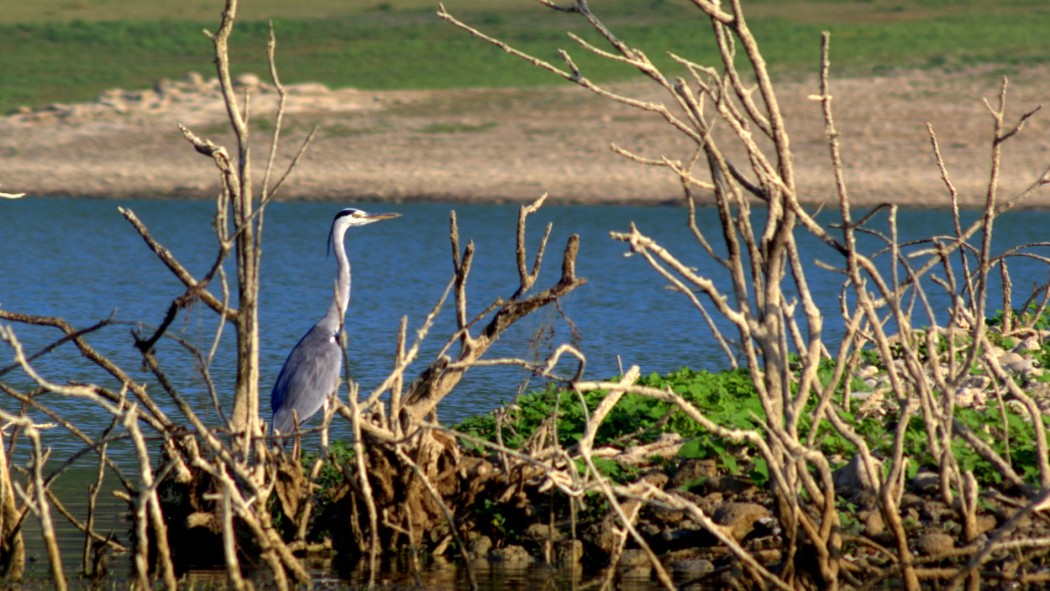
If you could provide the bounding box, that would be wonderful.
[2,65,1050,207]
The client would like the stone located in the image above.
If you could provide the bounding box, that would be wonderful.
[488,545,531,564]
[468,533,492,560]
[975,513,997,536]
[833,454,883,499]
[911,470,940,493]
[524,522,563,544]
[922,500,951,523]
[712,502,769,542]
[289,82,332,94]
[861,509,884,537]
[554,539,583,567]
[619,548,651,568]
[154,77,175,95]
[703,474,756,496]
[183,71,206,87]
[617,549,653,580]
[998,351,1036,374]
[669,458,718,490]
[649,504,686,525]
[668,557,715,577]
[1014,336,1042,352]
[918,529,954,555]
[954,386,983,408]
[857,364,880,379]
[961,375,992,389]
[235,73,262,88]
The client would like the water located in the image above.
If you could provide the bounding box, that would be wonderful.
[3,198,1050,454]
[0,198,726,454]
[3,197,1050,581]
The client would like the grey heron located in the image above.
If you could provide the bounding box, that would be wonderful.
[270,207,400,437]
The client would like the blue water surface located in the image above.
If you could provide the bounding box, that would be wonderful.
[2,197,1050,461]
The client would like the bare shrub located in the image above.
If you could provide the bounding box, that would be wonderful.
[4,0,1050,589]
[438,1,1050,589]
[0,1,585,588]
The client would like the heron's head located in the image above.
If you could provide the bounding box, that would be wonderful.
[335,207,401,227]
[328,208,401,253]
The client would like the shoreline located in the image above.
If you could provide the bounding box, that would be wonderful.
[3,66,1050,208]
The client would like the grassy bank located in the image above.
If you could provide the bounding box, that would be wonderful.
[1,0,1049,113]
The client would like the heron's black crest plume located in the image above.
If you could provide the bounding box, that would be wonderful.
[327,208,362,257]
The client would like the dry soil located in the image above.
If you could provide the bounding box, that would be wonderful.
[3,65,1050,208]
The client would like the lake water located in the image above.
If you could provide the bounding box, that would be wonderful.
[2,196,1050,580]
[4,198,1050,451]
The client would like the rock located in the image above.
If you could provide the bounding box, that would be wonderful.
[154,78,175,95]
[918,529,954,555]
[554,539,583,567]
[289,82,332,94]
[649,504,686,525]
[857,364,880,379]
[998,351,1037,375]
[860,509,884,537]
[712,502,769,542]
[655,522,708,549]
[922,500,951,523]
[235,73,262,88]
[524,522,563,544]
[618,548,653,579]
[954,386,983,408]
[183,71,206,88]
[670,458,718,490]
[467,532,492,560]
[668,556,715,577]
[619,548,651,568]
[427,524,449,544]
[703,474,756,496]
[833,454,883,499]
[584,517,616,555]
[639,469,670,488]
[961,375,992,390]
[1014,335,1042,353]
[976,513,997,536]
[488,545,531,564]
[911,470,940,493]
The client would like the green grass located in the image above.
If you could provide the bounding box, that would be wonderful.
[1,0,1049,113]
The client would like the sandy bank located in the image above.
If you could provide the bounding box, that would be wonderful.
[2,66,1050,207]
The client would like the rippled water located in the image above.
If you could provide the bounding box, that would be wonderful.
[3,197,1050,580]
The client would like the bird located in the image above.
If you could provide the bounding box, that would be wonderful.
[270,207,400,437]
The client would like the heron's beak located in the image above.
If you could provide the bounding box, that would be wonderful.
[364,212,401,223]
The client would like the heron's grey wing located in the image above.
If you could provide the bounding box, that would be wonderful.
[270,324,342,435]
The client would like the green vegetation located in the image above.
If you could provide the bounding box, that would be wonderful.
[1,0,1049,113]
[457,362,1049,490]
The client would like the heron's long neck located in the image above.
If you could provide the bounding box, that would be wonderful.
[327,228,351,325]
